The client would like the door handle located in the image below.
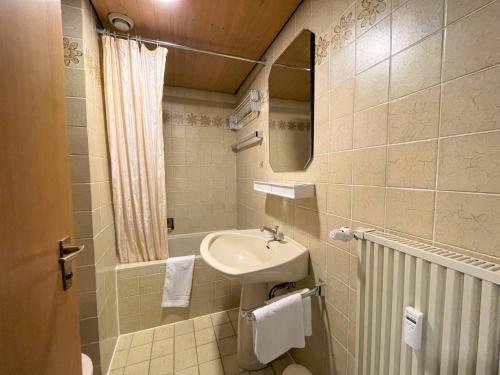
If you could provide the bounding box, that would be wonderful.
[59,237,85,290]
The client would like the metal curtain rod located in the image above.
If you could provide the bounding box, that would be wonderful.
[97,28,266,65]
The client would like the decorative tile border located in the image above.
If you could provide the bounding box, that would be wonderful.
[63,37,83,67]
[163,111,228,128]
[315,34,330,65]
[332,12,356,51]
[314,0,387,63]
[357,0,387,30]
[270,119,311,131]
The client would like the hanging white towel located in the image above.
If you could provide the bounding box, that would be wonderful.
[252,293,305,364]
[265,288,312,336]
[161,255,195,308]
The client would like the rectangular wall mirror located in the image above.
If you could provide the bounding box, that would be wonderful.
[268,29,314,172]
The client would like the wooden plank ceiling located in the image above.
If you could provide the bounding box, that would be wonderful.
[91,0,302,93]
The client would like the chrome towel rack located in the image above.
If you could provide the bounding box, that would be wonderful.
[231,130,263,152]
[241,279,326,321]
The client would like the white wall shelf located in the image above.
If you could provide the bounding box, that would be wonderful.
[253,180,315,199]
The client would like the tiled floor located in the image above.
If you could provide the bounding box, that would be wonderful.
[109,308,294,375]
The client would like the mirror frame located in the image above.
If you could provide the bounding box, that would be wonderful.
[268,29,315,172]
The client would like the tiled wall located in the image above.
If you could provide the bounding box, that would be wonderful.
[62,1,119,374]
[235,0,500,373]
[163,87,238,234]
[116,258,241,334]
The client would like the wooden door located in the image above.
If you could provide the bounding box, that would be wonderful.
[0,1,82,374]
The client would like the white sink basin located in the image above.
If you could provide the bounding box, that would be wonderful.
[200,229,309,283]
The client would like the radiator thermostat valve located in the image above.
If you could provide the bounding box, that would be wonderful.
[329,227,354,242]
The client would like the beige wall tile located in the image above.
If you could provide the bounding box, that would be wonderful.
[386,188,435,239]
[390,32,442,99]
[438,132,500,193]
[354,60,390,111]
[330,115,353,151]
[352,147,387,186]
[446,0,492,24]
[69,126,89,155]
[67,97,87,126]
[331,42,355,87]
[72,183,92,211]
[388,86,440,143]
[327,184,352,218]
[355,17,390,73]
[435,192,500,258]
[353,104,388,148]
[387,140,437,189]
[62,4,82,38]
[332,79,355,119]
[64,68,86,98]
[328,151,353,184]
[391,0,444,54]
[440,65,500,136]
[443,1,500,81]
[326,245,350,283]
[352,186,385,226]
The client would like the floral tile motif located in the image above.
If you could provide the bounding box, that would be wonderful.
[165,111,228,128]
[63,37,83,67]
[357,0,387,30]
[259,90,269,105]
[315,34,330,65]
[332,12,355,51]
[269,119,311,131]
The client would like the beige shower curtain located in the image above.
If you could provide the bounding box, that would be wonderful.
[102,35,169,263]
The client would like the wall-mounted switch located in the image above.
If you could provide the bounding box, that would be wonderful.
[404,306,424,349]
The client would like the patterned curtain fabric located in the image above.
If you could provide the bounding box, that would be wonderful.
[102,35,169,263]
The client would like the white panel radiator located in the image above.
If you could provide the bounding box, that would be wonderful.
[355,229,500,375]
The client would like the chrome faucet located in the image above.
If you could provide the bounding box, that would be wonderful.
[260,225,284,248]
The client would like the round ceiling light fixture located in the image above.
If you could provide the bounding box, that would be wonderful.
[108,13,134,32]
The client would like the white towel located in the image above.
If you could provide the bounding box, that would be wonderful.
[252,293,305,364]
[265,288,312,336]
[161,255,195,308]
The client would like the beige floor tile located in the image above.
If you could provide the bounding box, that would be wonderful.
[227,309,239,322]
[155,324,175,341]
[175,347,198,371]
[109,368,125,375]
[175,319,194,336]
[195,327,216,345]
[176,366,199,375]
[152,338,174,359]
[199,358,225,375]
[127,343,152,366]
[111,351,129,369]
[221,354,246,375]
[214,323,235,340]
[116,335,133,351]
[175,333,196,352]
[196,342,220,364]
[124,361,150,375]
[217,336,237,357]
[250,367,274,375]
[193,315,213,331]
[270,355,293,375]
[210,311,230,326]
[131,329,154,347]
[150,354,174,375]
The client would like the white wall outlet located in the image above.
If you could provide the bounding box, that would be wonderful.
[404,306,424,350]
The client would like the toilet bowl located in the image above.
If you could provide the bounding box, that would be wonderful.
[81,353,93,375]
[283,364,312,375]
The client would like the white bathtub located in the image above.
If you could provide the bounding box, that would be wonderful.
[167,231,212,257]
[115,231,240,333]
